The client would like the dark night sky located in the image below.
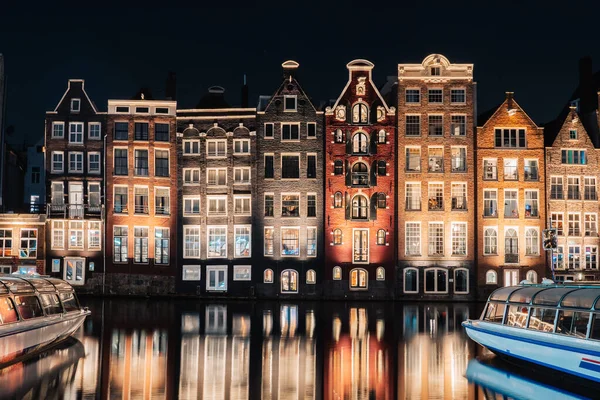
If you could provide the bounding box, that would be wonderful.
[2,4,600,147]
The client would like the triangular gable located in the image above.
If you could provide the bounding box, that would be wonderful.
[262,75,321,115]
[478,95,539,129]
[550,107,596,148]
[52,79,98,113]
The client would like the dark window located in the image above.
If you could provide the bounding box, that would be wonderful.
[31,167,40,184]
[135,107,149,113]
[264,194,274,217]
[282,124,299,140]
[378,161,386,176]
[495,128,526,148]
[378,193,387,209]
[39,294,63,315]
[334,160,343,175]
[265,155,274,179]
[135,150,148,176]
[114,187,128,213]
[282,155,300,179]
[285,96,297,111]
[115,122,128,140]
[59,292,79,312]
[116,106,129,113]
[556,310,590,337]
[155,123,169,141]
[307,194,316,217]
[134,122,149,140]
[352,195,368,219]
[307,155,317,178]
[265,123,274,138]
[307,123,316,138]
[155,150,169,177]
[351,162,369,186]
[14,295,43,319]
[155,107,169,114]
[114,149,128,175]
[406,89,420,103]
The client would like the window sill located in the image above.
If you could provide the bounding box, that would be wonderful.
[405,170,421,173]
[524,216,540,219]
[405,208,422,212]
[133,213,149,217]
[451,208,468,212]
[483,254,498,257]
[482,178,498,181]
[483,215,498,218]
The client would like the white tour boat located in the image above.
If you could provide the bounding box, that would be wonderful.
[463,283,600,383]
[0,275,90,368]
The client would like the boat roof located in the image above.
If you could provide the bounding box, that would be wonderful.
[489,284,600,310]
[0,275,74,295]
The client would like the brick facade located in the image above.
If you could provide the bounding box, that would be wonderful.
[476,93,547,299]
[44,79,104,288]
[104,98,178,291]
[0,214,46,275]
[396,54,476,300]
[546,105,600,282]
[324,59,396,299]
[254,61,325,298]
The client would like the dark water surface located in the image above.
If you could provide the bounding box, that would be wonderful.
[0,298,594,400]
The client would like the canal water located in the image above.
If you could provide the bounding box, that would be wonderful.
[0,298,595,399]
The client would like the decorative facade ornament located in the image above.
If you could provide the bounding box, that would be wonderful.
[335,105,346,121]
[141,93,144,100]
[356,77,366,95]
[377,106,385,122]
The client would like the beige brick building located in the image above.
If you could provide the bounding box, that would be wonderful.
[476,92,547,299]
[396,54,476,299]
[545,105,600,282]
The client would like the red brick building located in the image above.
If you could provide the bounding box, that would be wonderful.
[324,59,396,298]
[476,92,547,298]
[0,214,46,275]
[104,94,178,294]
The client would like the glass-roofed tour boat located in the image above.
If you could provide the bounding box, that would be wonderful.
[0,275,90,369]
[463,282,600,384]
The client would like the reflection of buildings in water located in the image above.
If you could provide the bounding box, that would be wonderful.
[178,306,250,400]
[325,307,392,400]
[261,305,316,400]
[68,336,100,398]
[399,305,472,400]
[108,328,168,399]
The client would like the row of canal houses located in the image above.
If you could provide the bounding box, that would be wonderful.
[37,54,600,300]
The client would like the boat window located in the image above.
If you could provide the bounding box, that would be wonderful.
[506,305,528,328]
[556,310,590,338]
[59,292,79,312]
[527,308,556,333]
[489,287,521,302]
[590,314,600,341]
[39,293,63,315]
[532,288,577,307]
[561,288,600,310]
[14,295,43,320]
[508,287,545,304]
[0,296,18,324]
[483,302,506,323]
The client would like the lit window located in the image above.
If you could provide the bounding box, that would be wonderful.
[52,222,64,250]
[182,266,200,281]
[155,188,170,215]
[133,227,149,263]
[234,196,251,215]
[113,226,128,262]
[306,270,316,284]
[405,223,421,256]
[281,228,300,257]
[333,266,342,280]
[264,269,273,283]
[113,186,127,213]
[234,265,251,281]
[451,115,466,136]
[207,196,226,216]
[525,190,539,217]
[234,226,251,257]
[281,194,300,217]
[281,269,298,293]
[376,267,385,281]
[206,265,227,291]
[234,139,250,154]
[334,191,343,208]
[353,230,368,263]
[352,103,368,124]
[428,222,444,256]
[405,148,421,172]
[351,195,368,219]
[350,269,367,290]
[264,227,274,256]
[486,270,497,284]
[19,229,37,259]
[183,226,200,258]
[451,222,467,256]
[208,226,227,258]
[504,190,518,218]
[155,228,169,265]
[333,229,342,245]
[484,228,498,255]
[88,221,101,250]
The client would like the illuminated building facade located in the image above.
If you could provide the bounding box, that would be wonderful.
[254,61,325,298]
[324,59,396,299]
[45,79,105,288]
[396,54,476,300]
[476,92,547,297]
[0,214,46,275]
[175,86,257,295]
[104,93,178,294]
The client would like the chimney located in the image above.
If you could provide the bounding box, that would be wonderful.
[282,60,299,81]
[579,57,595,114]
[241,74,248,108]
[166,71,176,101]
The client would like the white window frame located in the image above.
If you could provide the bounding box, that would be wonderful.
[283,95,297,112]
[183,196,201,216]
[450,88,466,104]
[281,192,300,217]
[281,153,301,180]
[206,139,227,158]
[333,266,342,280]
[183,139,200,155]
[88,221,101,250]
[206,265,228,291]
[307,226,317,258]
[280,226,300,257]
[281,122,301,142]
[585,213,598,236]
[19,229,37,259]
[207,195,227,216]
[68,152,84,173]
[234,225,252,258]
[451,222,467,256]
[486,270,498,285]
[70,98,81,112]
[264,268,274,283]
[68,122,84,144]
[504,189,519,218]
[424,267,449,294]
[233,167,251,185]
[52,121,64,138]
[68,221,84,250]
[183,168,201,185]
[113,225,128,263]
[51,221,64,250]
[154,149,170,177]
[427,88,443,104]
[154,186,170,216]
[307,122,317,139]
[525,227,540,256]
[403,267,419,293]
[182,265,201,281]
[405,88,421,104]
[206,167,227,186]
[264,226,274,256]
[113,184,128,214]
[51,151,64,173]
[154,227,170,265]
[233,195,252,216]
[264,123,274,139]
[88,122,101,140]
[63,257,85,286]
[349,268,368,290]
[233,265,251,281]
[352,228,369,264]
[183,225,200,259]
[454,268,469,294]
[233,139,251,155]
[483,226,498,255]
[207,225,228,259]
[87,152,101,175]
[428,222,444,256]
[405,222,421,256]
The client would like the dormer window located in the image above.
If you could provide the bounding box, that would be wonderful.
[284,95,297,112]
[70,98,81,112]
[430,67,441,76]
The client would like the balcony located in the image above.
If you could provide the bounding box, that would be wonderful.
[483,166,497,180]
[524,166,539,181]
[428,197,443,211]
[451,196,467,211]
[134,204,149,214]
[47,204,103,219]
[428,156,444,173]
[505,253,519,264]
[155,206,170,216]
[503,166,518,181]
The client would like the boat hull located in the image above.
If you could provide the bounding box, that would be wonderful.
[0,310,90,368]
[463,320,600,384]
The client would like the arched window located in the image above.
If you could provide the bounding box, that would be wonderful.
[352,132,368,154]
[264,269,273,283]
[484,228,498,255]
[333,229,343,245]
[351,195,368,220]
[306,269,316,284]
[335,129,343,143]
[352,103,368,124]
[378,160,386,176]
[334,160,343,175]
[376,229,386,245]
[454,268,469,294]
[525,228,539,255]
[376,267,385,281]
[334,192,343,208]
[404,268,418,293]
[378,130,386,143]
[377,193,387,209]
[333,266,342,280]
[281,269,298,293]
[350,268,368,290]
[351,162,369,186]
[505,229,518,262]
[486,270,497,285]
[526,270,538,283]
